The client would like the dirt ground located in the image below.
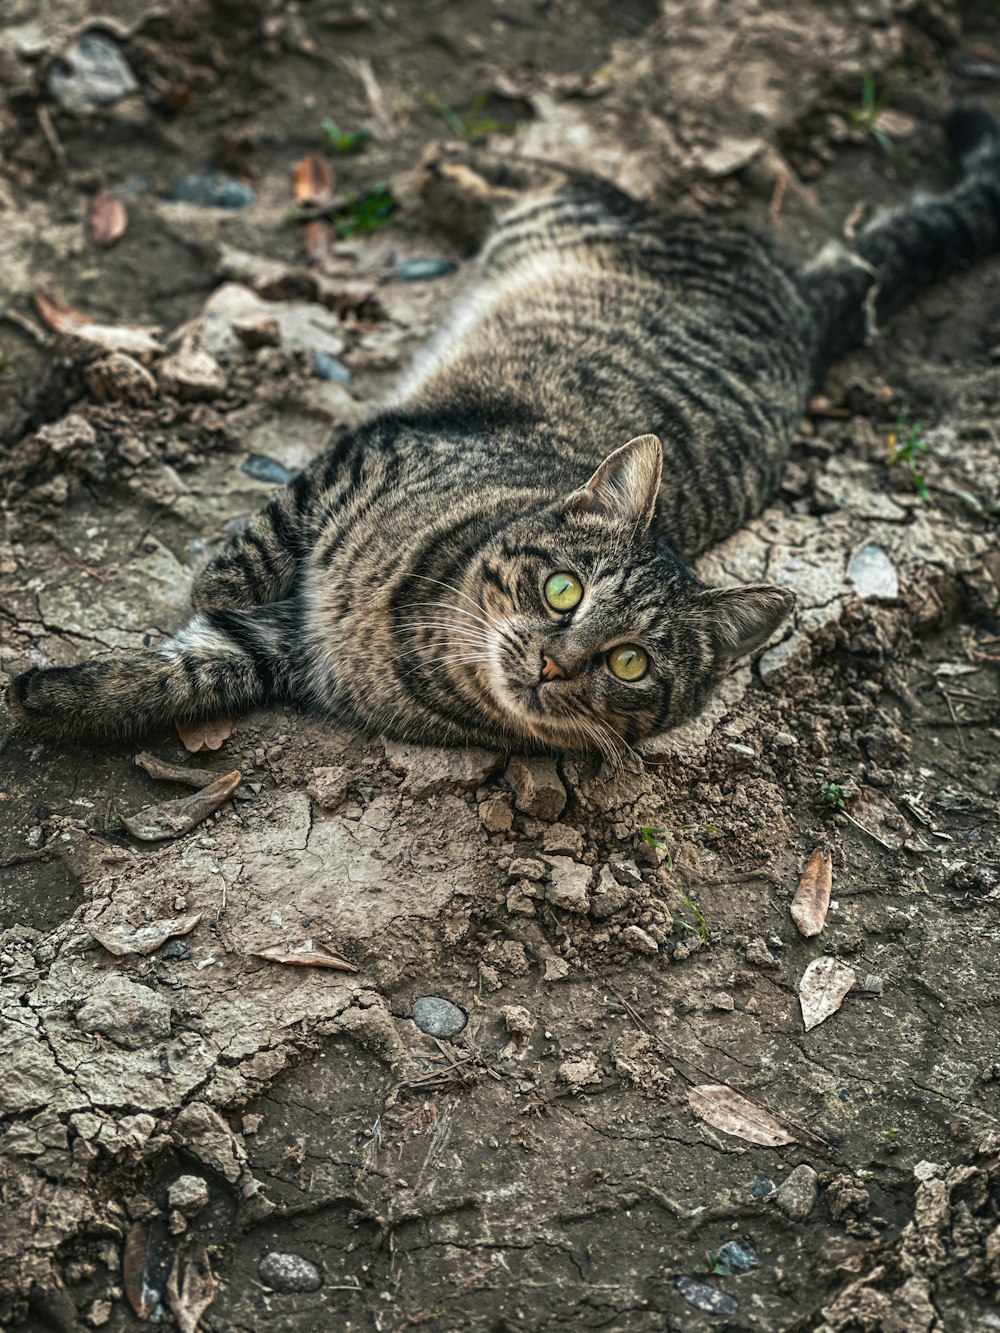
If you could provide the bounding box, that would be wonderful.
[1,1,999,1330]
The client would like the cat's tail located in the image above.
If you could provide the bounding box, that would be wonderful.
[805,107,1000,375]
[6,600,301,743]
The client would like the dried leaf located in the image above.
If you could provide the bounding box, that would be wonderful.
[791,847,832,938]
[123,1218,174,1321]
[176,717,233,753]
[167,1243,218,1333]
[88,189,128,246]
[32,290,164,360]
[874,108,917,139]
[799,955,857,1032]
[134,751,220,788]
[301,218,335,263]
[807,394,852,419]
[90,912,202,957]
[254,938,357,972]
[687,1084,794,1147]
[121,770,241,842]
[291,151,335,207]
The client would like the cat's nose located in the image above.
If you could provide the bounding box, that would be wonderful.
[540,653,566,682]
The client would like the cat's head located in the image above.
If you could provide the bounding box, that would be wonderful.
[452,434,793,755]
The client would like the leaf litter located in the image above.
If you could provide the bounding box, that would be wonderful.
[254,939,357,971]
[167,1243,218,1333]
[687,1084,795,1147]
[121,770,241,841]
[291,151,336,208]
[799,955,857,1031]
[90,912,202,957]
[123,1218,174,1321]
[176,717,233,752]
[88,190,128,246]
[32,290,164,359]
[134,752,222,788]
[791,847,833,937]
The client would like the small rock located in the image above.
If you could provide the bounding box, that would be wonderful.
[86,1297,113,1327]
[312,352,351,383]
[505,883,537,916]
[622,925,659,955]
[165,172,256,210]
[158,348,227,401]
[500,1004,534,1037]
[544,857,592,913]
[675,1276,738,1315]
[161,939,191,961]
[258,1252,322,1293]
[172,1102,245,1183]
[509,857,546,881]
[412,996,467,1039]
[711,991,735,1011]
[726,742,756,759]
[609,857,643,887]
[479,795,513,833]
[384,741,501,796]
[232,317,281,349]
[543,956,571,982]
[75,976,171,1049]
[241,454,300,486]
[542,823,584,857]
[849,541,899,600]
[862,973,884,994]
[34,414,97,456]
[506,756,566,820]
[168,1209,187,1235]
[775,1163,820,1220]
[25,825,44,850]
[167,1175,209,1216]
[716,1239,759,1274]
[751,1175,776,1199]
[395,257,457,281]
[48,31,139,115]
[745,937,781,970]
[557,1053,601,1092]
[307,765,350,809]
[85,353,158,405]
[773,730,798,749]
[590,866,631,919]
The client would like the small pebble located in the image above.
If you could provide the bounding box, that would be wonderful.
[862,973,884,994]
[751,1175,775,1199]
[167,1175,209,1215]
[716,1239,758,1274]
[726,742,756,759]
[258,1252,322,1293]
[675,1276,737,1315]
[47,31,139,115]
[412,996,467,1039]
[773,731,798,749]
[312,352,351,383]
[165,172,256,210]
[621,925,658,955]
[711,991,735,1011]
[162,939,192,961]
[25,825,45,849]
[395,257,457,282]
[241,455,299,485]
[775,1163,819,1220]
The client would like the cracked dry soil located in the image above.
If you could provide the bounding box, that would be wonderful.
[0,1,999,1330]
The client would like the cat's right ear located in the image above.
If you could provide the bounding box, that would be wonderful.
[567,434,663,532]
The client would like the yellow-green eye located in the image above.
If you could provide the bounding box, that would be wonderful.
[544,572,583,613]
[608,644,649,681]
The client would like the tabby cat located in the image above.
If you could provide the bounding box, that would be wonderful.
[9,110,1000,756]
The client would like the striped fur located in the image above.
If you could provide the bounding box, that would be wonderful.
[10,110,1000,756]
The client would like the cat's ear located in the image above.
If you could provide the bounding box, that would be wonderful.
[699,584,795,661]
[568,434,663,531]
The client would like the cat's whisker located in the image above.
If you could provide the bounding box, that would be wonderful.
[407,575,492,622]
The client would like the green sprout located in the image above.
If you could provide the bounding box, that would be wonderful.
[332,183,398,237]
[813,779,853,812]
[106,815,124,832]
[675,895,708,942]
[887,411,931,500]
[321,118,373,154]
[848,75,896,154]
[424,91,518,142]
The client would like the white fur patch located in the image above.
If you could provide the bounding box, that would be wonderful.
[159,614,249,659]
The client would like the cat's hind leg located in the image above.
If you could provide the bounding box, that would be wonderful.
[192,486,305,612]
[8,600,301,743]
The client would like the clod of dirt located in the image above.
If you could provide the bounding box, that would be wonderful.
[745,936,782,970]
[622,925,659,955]
[258,1252,322,1294]
[167,1176,209,1217]
[47,31,139,115]
[775,1163,820,1220]
[590,865,632,918]
[121,770,241,841]
[383,741,501,796]
[558,1052,601,1092]
[791,847,833,938]
[675,1276,738,1315]
[544,857,592,913]
[90,911,202,957]
[506,755,566,819]
[75,975,171,1049]
[479,794,513,832]
[799,955,856,1031]
[307,765,350,809]
[171,1103,245,1184]
[158,347,228,402]
[85,352,157,405]
[412,996,467,1038]
[542,823,584,856]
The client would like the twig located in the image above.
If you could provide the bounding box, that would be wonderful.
[842,811,899,852]
[935,681,968,754]
[37,106,67,170]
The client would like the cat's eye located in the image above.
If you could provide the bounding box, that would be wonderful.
[608,644,648,681]
[544,572,583,613]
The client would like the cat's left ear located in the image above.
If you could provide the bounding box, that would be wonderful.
[699,584,795,662]
[568,434,663,532]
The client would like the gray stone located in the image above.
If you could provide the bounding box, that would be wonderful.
[384,741,501,796]
[542,823,584,857]
[506,756,566,820]
[158,348,227,401]
[167,1174,209,1216]
[544,857,592,913]
[258,1252,322,1293]
[848,541,899,600]
[752,1175,776,1199]
[676,1276,738,1315]
[775,1163,820,1220]
[48,32,139,115]
[412,996,467,1039]
[622,925,658,955]
[509,857,546,882]
[745,936,781,970]
[590,865,631,918]
[75,975,170,1049]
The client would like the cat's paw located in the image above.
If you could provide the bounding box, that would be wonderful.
[6,666,68,736]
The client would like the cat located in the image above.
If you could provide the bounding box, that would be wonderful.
[8,109,1000,758]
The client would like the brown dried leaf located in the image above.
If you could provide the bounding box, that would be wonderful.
[167,1243,218,1333]
[301,217,335,264]
[254,938,357,972]
[134,751,219,788]
[121,770,241,842]
[807,394,852,419]
[799,955,857,1032]
[687,1084,794,1147]
[875,108,917,140]
[123,1218,174,1321]
[291,151,335,207]
[176,717,233,753]
[88,190,128,247]
[791,847,832,938]
[90,912,202,957]
[31,290,164,360]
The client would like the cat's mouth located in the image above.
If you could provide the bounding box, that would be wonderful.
[482,628,601,746]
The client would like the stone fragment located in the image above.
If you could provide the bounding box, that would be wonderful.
[167,1175,209,1216]
[544,857,592,913]
[711,991,735,1011]
[258,1252,322,1293]
[752,1175,776,1199]
[384,741,501,796]
[609,857,642,887]
[506,756,566,820]
[479,795,513,833]
[412,996,467,1039]
[34,414,97,456]
[75,975,170,1049]
[158,348,227,401]
[849,541,899,600]
[676,1276,738,1315]
[307,766,349,809]
[773,731,798,749]
[87,1298,113,1327]
[85,353,158,405]
[542,823,583,857]
[505,883,537,916]
[622,925,659,955]
[165,173,256,210]
[48,31,139,115]
[509,857,546,881]
[745,936,781,969]
[172,1102,245,1184]
[590,865,631,918]
[775,1163,820,1220]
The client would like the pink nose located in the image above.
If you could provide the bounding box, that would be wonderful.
[540,654,566,682]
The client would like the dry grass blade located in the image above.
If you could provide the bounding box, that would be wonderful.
[88,190,128,246]
[254,938,357,971]
[121,770,241,842]
[176,717,233,753]
[791,847,832,938]
[799,955,857,1032]
[90,911,202,957]
[688,1084,795,1147]
[167,1243,218,1333]
[292,151,336,207]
